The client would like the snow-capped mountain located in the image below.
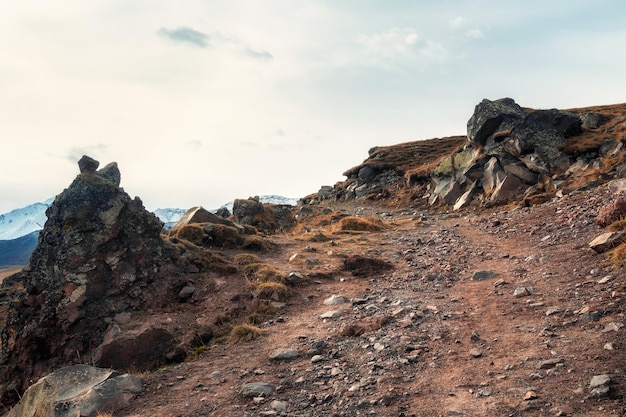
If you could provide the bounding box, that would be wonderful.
[0,198,53,240]
[152,208,188,224]
[0,195,299,241]
[217,195,299,213]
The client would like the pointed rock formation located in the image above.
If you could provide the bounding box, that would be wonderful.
[0,156,181,407]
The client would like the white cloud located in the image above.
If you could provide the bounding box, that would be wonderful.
[464,29,485,39]
[354,27,448,70]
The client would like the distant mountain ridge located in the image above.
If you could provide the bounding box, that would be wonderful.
[0,195,298,269]
[0,195,299,242]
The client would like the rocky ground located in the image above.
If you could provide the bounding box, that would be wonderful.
[115,183,625,417]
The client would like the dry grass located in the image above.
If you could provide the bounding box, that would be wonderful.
[334,216,388,232]
[608,243,626,266]
[608,219,626,232]
[251,265,284,283]
[229,324,261,343]
[344,136,466,181]
[171,224,206,246]
[241,236,273,251]
[560,103,626,155]
[234,253,261,265]
[253,281,290,300]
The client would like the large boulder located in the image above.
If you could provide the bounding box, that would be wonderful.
[7,365,141,417]
[232,198,295,233]
[509,109,582,163]
[467,98,526,148]
[0,156,181,407]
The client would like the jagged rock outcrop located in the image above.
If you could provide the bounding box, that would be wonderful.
[0,156,184,407]
[7,365,141,417]
[233,197,295,233]
[428,98,590,208]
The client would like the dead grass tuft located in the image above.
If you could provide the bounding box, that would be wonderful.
[252,265,284,283]
[608,243,626,266]
[229,324,261,343]
[253,281,290,300]
[334,216,388,232]
[608,219,626,232]
[234,253,262,265]
[241,236,273,251]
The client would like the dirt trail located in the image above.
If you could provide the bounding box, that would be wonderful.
[119,191,625,417]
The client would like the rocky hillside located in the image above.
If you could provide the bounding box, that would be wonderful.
[1,99,625,416]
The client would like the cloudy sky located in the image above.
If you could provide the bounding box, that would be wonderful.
[1,1,625,213]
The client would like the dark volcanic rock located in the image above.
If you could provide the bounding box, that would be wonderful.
[0,156,180,407]
[467,98,526,148]
[78,155,99,173]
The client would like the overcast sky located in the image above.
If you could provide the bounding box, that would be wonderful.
[1,1,625,213]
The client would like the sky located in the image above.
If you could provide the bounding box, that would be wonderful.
[1,1,625,214]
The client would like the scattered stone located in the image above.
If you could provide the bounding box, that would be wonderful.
[323,294,350,305]
[469,349,483,358]
[523,391,538,401]
[589,232,626,253]
[602,322,624,333]
[471,270,498,281]
[538,358,564,369]
[311,355,325,364]
[240,382,275,398]
[589,374,611,389]
[285,272,304,286]
[178,286,195,302]
[545,308,561,316]
[513,287,531,298]
[269,349,300,361]
[320,311,342,319]
[271,400,288,412]
[604,343,614,351]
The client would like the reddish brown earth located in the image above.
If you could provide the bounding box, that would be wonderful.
[113,183,625,417]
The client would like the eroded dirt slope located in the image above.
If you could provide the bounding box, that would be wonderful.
[119,183,625,417]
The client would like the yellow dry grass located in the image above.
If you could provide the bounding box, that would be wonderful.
[334,216,388,232]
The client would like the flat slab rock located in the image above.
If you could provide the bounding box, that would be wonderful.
[589,231,626,253]
[471,270,499,281]
[240,382,275,398]
[7,365,142,417]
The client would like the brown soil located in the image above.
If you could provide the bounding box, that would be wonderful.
[0,267,22,284]
[114,183,625,417]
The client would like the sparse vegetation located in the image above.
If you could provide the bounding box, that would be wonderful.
[241,235,273,251]
[608,243,626,266]
[229,324,261,343]
[334,216,388,232]
[234,253,261,265]
[253,281,289,300]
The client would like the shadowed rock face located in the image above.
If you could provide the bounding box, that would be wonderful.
[0,156,178,407]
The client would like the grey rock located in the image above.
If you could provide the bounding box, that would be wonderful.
[78,155,100,173]
[178,286,195,302]
[467,98,526,148]
[7,365,141,417]
[240,382,275,398]
[471,270,498,281]
[323,294,350,305]
[589,232,626,253]
[513,287,531,298]
[589,374,611,389]
[580,112,609,129]
[320,310,342,319]
[271,400,288,412]
[269,348,300,361]
[97,162,121,187]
